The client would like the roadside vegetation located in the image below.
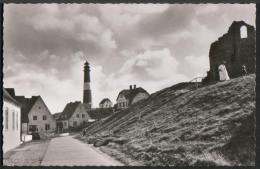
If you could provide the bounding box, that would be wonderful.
[79,74,255,166]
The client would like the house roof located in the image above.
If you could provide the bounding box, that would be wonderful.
[116,87,149,104]
[88,108,113,120]
[58,101,81,121]
[53,112,61,118]
[5,88,16,98]
[3,88,21,107]
[14,96,40,123]
[99,98,112,105]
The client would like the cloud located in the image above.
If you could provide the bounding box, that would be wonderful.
[3,4,255,112]
[184,55,209,78]
[4,52,85,113]
[137,5,196,37]
[4,4,117,78]
[119,48,180,80]
[90,48,188,105]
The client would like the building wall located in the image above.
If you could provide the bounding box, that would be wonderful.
[21,123,28,134]
[3,100,21,153]
[63,120,69,129]
[207,21,255,81]
[100,100,113,108]
[28,98,56,133]
[68,104,90,127]
[116,95,128,109]
[56,120,69,133]
[132,92,149,104]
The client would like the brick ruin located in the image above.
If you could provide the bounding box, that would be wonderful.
[203,21,255,83]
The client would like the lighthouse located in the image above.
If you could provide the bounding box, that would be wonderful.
[83,60,92,109]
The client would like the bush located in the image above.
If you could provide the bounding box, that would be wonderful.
[93,139,110,147]
[112,137,129,145]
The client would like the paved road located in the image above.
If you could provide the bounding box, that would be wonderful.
[41,135,123,166]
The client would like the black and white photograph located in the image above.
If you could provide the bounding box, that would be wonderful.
[2,3,256,166]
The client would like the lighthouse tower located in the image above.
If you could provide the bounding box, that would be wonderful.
[83,60,92,109]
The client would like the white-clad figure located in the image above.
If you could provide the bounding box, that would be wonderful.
[218,62,230,81]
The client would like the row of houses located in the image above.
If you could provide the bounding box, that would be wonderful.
[3,88,57,152]
[3,84,150,152]
[54,84,150,132]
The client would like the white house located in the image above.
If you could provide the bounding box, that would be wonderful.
[115,85,150,110]
[27,96,56,133]
[99,98,113,108]
[14,95,56,136]
[3,88,21,153]
[57,101,90,132]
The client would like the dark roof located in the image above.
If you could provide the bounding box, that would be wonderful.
[14,96,40,123]
[116,87,149,104]
[99,98,112,105]
[53,112,61,119]
[58,101,81,120]
[5,88,16,98]
[88,108,114,120]
[3,88,21,107]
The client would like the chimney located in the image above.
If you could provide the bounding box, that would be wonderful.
[130,85,132,90]
[134,84,136,89]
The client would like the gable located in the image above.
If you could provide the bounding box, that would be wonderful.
[69,104,89,119]
[116,87,149,104]
[58,102,82,121]
[101,100,112,105]
[117,94,127,102]
[28,97,54,121]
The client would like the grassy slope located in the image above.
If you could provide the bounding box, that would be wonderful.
[84,74,255,166]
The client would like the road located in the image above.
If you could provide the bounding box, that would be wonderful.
[41,135,123,166]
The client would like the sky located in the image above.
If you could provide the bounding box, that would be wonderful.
[3,4,255,113]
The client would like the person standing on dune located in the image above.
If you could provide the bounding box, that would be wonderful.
[218,61,230,81]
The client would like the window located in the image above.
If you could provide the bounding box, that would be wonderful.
[82,114,85,118]
[63,122,67,127]
[45,124,50,130]
[12,110,15,130]
[29,125,37,132]
[76,114,79,118]
[33,116,37,120]
[4,108,8,130]
[43,115,47,120]
[16,111,18,130]
[240,25,248,38]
